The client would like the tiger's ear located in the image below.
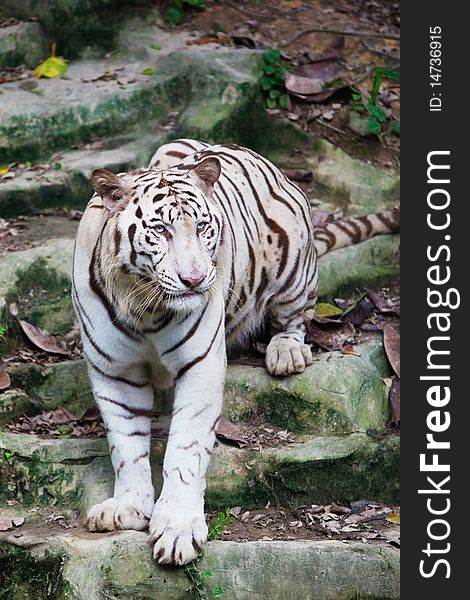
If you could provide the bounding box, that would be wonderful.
[189,157,221,196]
[91,169,132,212]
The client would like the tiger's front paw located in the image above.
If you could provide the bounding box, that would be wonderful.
[86,497,151,532]
[265,337,313,376]
[149,501,208,565]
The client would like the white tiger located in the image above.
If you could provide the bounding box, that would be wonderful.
[72,139,399,565]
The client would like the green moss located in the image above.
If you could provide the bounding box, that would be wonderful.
[0,544,63,600]
[1,257,74,349]
[264,435,400,507]
[0,449,83,508]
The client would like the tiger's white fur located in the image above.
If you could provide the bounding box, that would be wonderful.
[72,139,399,565]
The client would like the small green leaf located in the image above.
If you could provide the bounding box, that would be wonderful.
[263,64,276,75]
[54,162,62,170]
[31,87,44,94]
[391,121,400,135]
[266,97,276,109]
[142,67,157,76]
[259,76,273,90]
[184,0,205,7]
[366,116,382,135]
[213,588,225,598]
[279,94,289,109]
[149,43,161,50]
[165,4,183,26]
[4,450,14,465]
[368,105,387,123]
[269,89,281,98]
[203,570,213,578]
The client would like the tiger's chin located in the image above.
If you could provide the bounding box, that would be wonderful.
[165,290,208,314]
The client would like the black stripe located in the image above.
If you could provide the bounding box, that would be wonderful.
[175,312,224,380]
[162,304,208,355]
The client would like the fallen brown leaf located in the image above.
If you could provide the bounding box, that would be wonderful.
[345,506,392,525]
[216,417,246,447]
[17,319,70,356]
[0,363,11,390]
[383,324,400,377]
[282,168,313,182]
[389,375,400,425]
[306,317,355,351]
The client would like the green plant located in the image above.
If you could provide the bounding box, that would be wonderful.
[0,324,6,341]
[259,47,289,110]
[184,508,235,598]
[165,0,206,27]
[350,67,400,140]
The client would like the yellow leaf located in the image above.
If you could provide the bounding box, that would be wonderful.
[35,43,68,79]
[386,513,400,524]
[35,56,68,79]
[0,167,9,175]
[315,303,343,318]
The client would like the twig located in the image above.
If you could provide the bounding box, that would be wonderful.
[227,0,302,20]
[281,27,400,47]
[316,119,349,136]
[350,62,401,87]
[361,38,400,59]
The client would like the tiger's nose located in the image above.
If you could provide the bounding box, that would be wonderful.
[178,274,205,288]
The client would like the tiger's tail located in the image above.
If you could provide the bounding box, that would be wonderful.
[314,207,400,258]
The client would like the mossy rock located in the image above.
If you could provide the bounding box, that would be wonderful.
[0,21,48,68]
[0,0,154,60]
[0,544,64,600]
[0,528,399,600]
[0,256,74,354]
[0,389,35,426]
[223,339,391,434]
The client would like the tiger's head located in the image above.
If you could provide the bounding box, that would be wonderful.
[91,157,223,314]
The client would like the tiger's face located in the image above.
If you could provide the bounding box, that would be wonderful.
[91,158,223,313]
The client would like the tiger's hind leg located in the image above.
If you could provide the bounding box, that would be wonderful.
[265,292,316,377]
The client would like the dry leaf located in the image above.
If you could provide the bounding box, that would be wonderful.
[281,168,313,182]
[17,319,69,356]
[383,324,400,377]
[345,506,392,525]
[0,363,11,390]
[386,513,400,525]
[306,317,355,351]
[389,375,400,425]
[216,417,246,447]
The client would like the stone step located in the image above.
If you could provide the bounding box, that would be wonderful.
[0,36,306,165]
[0,413,400,512]
[0,525,400,600]
[0,20,48,68]
[3,339,391,432]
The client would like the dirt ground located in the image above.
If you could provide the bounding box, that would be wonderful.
[179,0,400,167]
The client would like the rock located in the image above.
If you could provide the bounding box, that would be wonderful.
[308,138,400,215]
[0,422,400,512]
[224,339,391,433]
[318,235,400,299]
[0,389,34,426]
[0,0,157,59]
[0,243,75,352]
[0,526,399,600]
[0,21,48,69]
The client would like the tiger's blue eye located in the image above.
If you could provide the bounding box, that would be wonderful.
[196,222,206,230]
[155,224,165,233]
